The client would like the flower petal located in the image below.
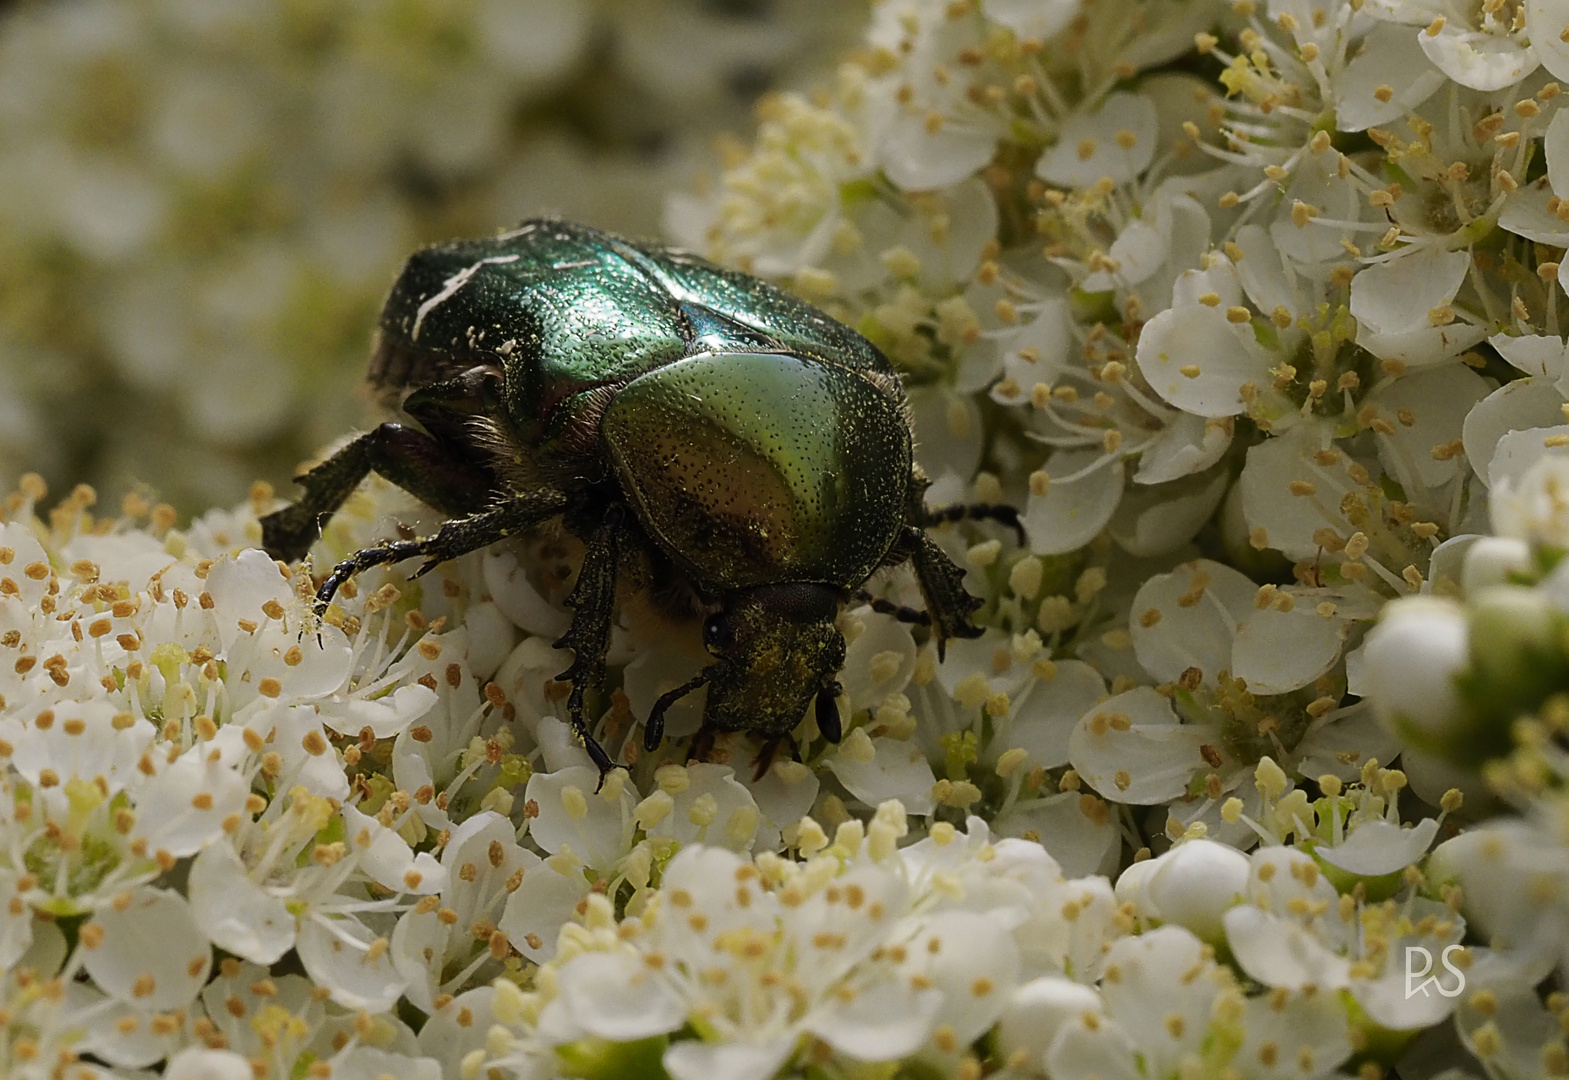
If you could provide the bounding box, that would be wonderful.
[1133,412,1232,485]
[880,110,997,192]
[1109,468,1229,557]
[1418,22,1538,90]
[1349,249,1469,333]
[81,887,212,1011]
[498,855,587,964]
[1068,688,1209,804]
[1231,602,1347,695]
[1366,363,1490,490]
[803,976,943,1062]
[826,736,938,815]
[556,949,688,1040]
[995,792,1121,878]
[1490,331,1569,379]
[1238,420,1359,559]
[296,914,408,1012]
[1036,92,1158,187]
[188,841,296,965]
[1223,906,1352,990]
[1462,376,1569,485]
[1498,177,1569,243]
[1530,0,1569,81]
[1315,818,1440,876]
[999,659,1107,770]
[664,1037,797,1080]
[1135,304,1272,418]
[1335,25,1447,129]
[1023,449,1125,555]
[1128,558,1256,686]
[525,765,636,870]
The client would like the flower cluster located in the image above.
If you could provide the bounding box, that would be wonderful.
[0,0,860,510]
[12,0,1569,1075]
[0,461,1530,1080]
[649,0,1569,1072]
[1358,453,1569,1075]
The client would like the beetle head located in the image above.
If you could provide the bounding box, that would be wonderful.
[701,583,845,740]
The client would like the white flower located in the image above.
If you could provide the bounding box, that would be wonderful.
[545,844,938,1080]
[185,786,421,1011]
[1222,845,1466,1030]
[1491,453,1569,547]
[641,763,761,852]
[1046,924,1354,1080]
[524,764,637,873]
[866,4,1010,191]
[1364,0,1538,90]
[900,814,1123,980]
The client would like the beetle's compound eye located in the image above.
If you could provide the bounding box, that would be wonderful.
[702,614,731,653]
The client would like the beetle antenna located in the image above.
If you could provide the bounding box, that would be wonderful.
[644,667,715,753]
[815,680,843,743]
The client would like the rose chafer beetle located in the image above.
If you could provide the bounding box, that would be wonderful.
[262,219,1019,780]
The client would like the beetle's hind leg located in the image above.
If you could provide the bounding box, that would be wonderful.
[315,487,569,612]
[262,424,494,562]
[917,501,1025,546]
[554,507,629,783]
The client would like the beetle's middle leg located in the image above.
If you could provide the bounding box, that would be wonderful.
[554,507,628,780]
[852,588,932,629]
[314,487,570,611]
[917,502,1025,546]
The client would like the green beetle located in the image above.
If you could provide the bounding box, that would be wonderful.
[262,220,1019,779]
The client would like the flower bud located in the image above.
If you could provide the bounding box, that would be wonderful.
[1145,839,1249,944]
[996,977,1103,1071]
[1461,536,1531,594]
[1466,585,1560,687]
[1113,855,1160,923]
[1362,596,1469,746]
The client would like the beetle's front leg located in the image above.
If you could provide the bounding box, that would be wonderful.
[262,435,377,563]
[554,507,627,782]
[314,487,570,613]
[901,526,985,659]
[263,423,495,562]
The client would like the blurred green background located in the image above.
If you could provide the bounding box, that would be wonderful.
[0,0,862,514]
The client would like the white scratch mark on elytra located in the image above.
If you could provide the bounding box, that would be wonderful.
[411,254,522,341]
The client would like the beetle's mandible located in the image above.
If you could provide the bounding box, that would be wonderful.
[261,219,1021,781]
